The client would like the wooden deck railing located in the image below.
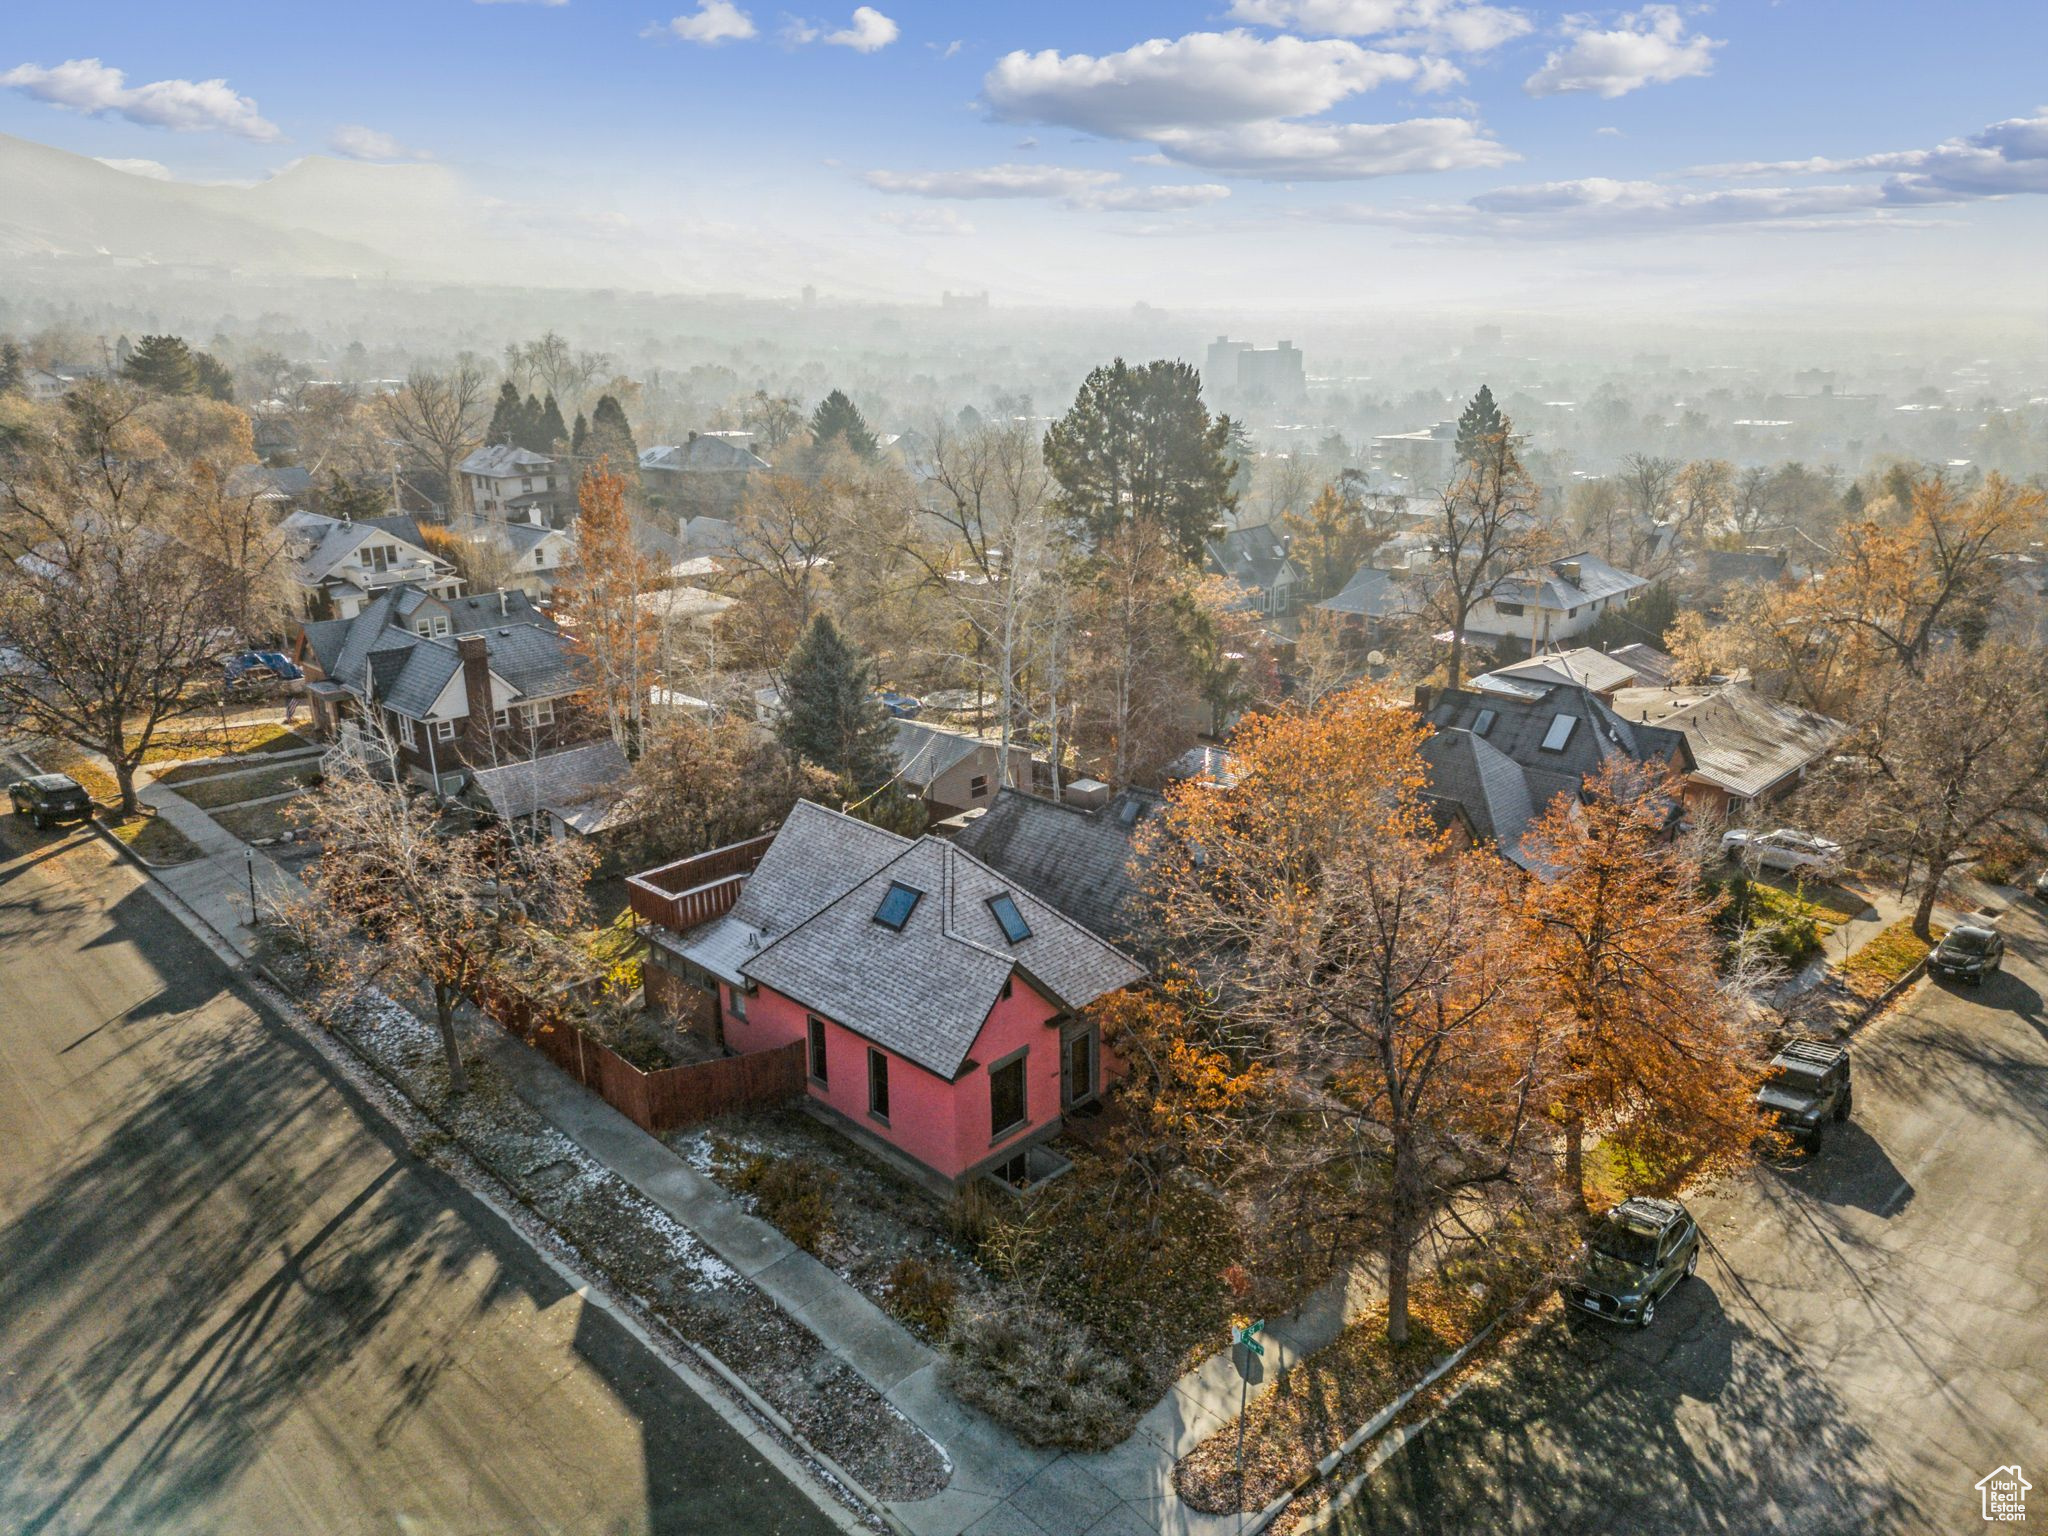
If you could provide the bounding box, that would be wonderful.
[626,832,774,933]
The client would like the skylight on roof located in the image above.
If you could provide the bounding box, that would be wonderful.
[988,893,1032,944]
[1541,715,1578,752]
[1473,708,1497,737]
[874,882,922,931]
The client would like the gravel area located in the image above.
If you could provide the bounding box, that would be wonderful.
[300,973,950,1503]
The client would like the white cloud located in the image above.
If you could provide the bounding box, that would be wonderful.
[1688,110,2048,200]
[786,7,898,51]
[984,31,1452,140]
[329,125,432,162]
[1151,116,1516,179]
[0,57,282,141]
[95,156,175,180]
[1226,0,1532,52]
[650,1,757,44]
[865,162,1229,212]
[1524,6,1720,99]
[1596,125,1624,137]
[876,207,977,236]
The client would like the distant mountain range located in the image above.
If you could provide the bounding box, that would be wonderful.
[0,132,472,279]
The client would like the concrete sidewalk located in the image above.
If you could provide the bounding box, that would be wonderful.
[58,756,1414,1536]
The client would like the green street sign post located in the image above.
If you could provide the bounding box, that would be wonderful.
[1233,1320,1266,1531]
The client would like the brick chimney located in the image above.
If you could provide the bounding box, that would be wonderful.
[457,634,495,763]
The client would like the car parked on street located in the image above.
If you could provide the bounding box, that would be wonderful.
[1757,1037,1852,1152]
[1564,1196,1701,1329]
[1930,924,2004,986]
[8,773,95,829]
[1720,827,1845,877]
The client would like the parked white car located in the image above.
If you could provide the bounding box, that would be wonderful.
[1721,827,1845,876]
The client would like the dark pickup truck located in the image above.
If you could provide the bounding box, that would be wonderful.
[9,772,96,830]
[1757,1037,1852,1152]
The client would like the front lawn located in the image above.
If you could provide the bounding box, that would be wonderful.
[1842,918,1944,991]
[164,762,322,809]
[107,811,204,866]
[212,800,303,843]
[143,721,309,763]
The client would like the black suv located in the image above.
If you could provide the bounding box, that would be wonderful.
[1758,1037,1852,1152]
[1930,924,2004,985]
[1565,1196,1701,1329]
[9,773,95,829]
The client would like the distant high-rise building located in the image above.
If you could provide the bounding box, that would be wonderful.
[1205,336,1306,407]
[801,284,817,307]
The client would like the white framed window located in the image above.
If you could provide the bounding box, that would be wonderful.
[525,699,555,727]
[493,707,511,729]
[434,719,456,742]
[397,715,416,747]
[431,615,450,637]
[534,547,546,567]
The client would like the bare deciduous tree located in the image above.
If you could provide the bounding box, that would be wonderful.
[1421,424,1549,692]
[381,358,490,519]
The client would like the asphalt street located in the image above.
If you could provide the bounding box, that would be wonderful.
[1334,893,2048,1534]
[0,810,844,1536]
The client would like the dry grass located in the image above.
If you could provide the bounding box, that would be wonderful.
[1842,918,1943,993]
[106,812,204,866]
[163,763,321,809]
[212,800,302,843]
[144,722,309,763]
[1174,1283,1487,1515]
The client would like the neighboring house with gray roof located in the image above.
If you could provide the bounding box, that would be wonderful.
[1318,564,1418,645]
[460,444,572,526]
[281,508,464,620]
[640,434,770,518]
[1463,551,1647,657]
[890,719,1036,817]
[465,739,635,840]
[1415,681,1694,866]
[1473,646,1643,702]
[632,800,1146,1192]
[1609,680,1845,820]
[1206,523,1303,616]
[294,583,598,794]
[953,787,1162,952]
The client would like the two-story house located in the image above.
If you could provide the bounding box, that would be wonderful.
[1205,523,1303,618]
[460,445,572,526]
[1462,551,1647,658]
[297,584,596,795]
[281,510,464,620]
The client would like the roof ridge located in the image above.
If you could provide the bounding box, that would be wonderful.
[939,834,1146,971]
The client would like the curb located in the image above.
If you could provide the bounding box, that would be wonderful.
[6,744,185,875]
[253,962,913,1536]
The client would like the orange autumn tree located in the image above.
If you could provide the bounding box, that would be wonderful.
[557,458,658,755]
[1521,758,1764,1207]
[1147,688,1553,1345]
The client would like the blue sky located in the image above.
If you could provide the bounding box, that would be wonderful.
[3,1,2045,310]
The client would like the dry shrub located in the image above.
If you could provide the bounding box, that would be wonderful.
[884,1256,958,1340]
[940,1297,1147,1450]
[732,1153,837,1254]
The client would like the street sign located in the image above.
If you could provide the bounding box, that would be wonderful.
[1230,1319,1266,1382]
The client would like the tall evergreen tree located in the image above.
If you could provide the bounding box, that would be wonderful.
[486,380,525,446]
[1042,357,1237,566]
[588,393,639,468]
[571,411,591,459]
[1454,384,1505,463]
[122,335,201,396]
[0,341,24,396]
[193,352,236,402]
[536,393,571,454]
[809,389,877,458]
[776,614,896,792]
[518,392,549,452]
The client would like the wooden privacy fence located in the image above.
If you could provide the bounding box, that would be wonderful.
[474,980,805,1135]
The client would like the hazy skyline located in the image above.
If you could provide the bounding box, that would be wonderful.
[3,1,2046,316]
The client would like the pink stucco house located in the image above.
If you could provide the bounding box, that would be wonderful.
[631,801,1147,1193]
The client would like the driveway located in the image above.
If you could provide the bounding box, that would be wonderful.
[0,812,842,1535]
[1334,896,2048,1535]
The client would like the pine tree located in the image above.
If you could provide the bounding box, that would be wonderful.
[536,393,570,454]
[486,381,525,446]
[589,393,639,467]
[809,389,877,458]
[122,335,201,396]
[571,412,590,459]
[777,614,897,791]
[1454,384,1504,463]
[518,392,548,453]
[0,341,24,396]
[1842,482,1866,519]
[193,352,236,402]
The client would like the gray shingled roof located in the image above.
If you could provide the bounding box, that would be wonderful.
[1419,729,1541,869]
[953,787,1161,949]
[1206,523,1299,597]
[737,825,1146,1078]
[642,438,770,473]
[1319,563,1416,620]
[461,444,555,478]
[1475,647,1640,699]
[468,740,631,825]
[312,585,581,718]
[1610,682,1845,800]
[1606,643,1678,688]
[1490,551,1646,612]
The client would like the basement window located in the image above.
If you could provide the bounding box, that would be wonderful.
[874,882,922,931]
